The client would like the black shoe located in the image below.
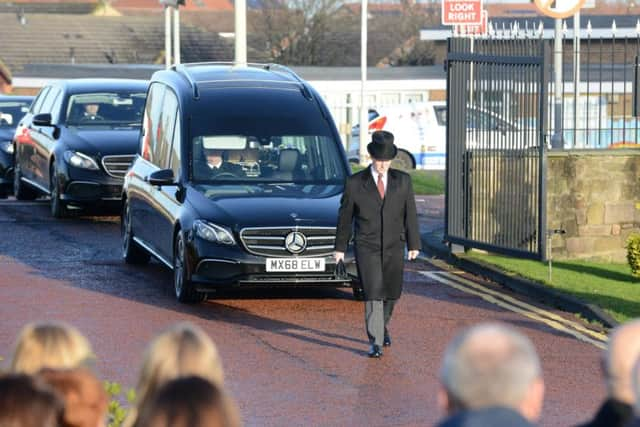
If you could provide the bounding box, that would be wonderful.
[368,344,383,358]
[383,332,391,347]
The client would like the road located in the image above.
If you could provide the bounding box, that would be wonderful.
[0,199,604,426]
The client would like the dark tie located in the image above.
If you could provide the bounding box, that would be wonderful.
[377,173,385,199]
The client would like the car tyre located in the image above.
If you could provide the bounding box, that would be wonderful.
[392,150,415,170]
[13,162,38,200]
[50,166,68,218]
[122,201,150,264]
[174,232,206,304]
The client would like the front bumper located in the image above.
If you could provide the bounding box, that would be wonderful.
[188,237,358,289]
[59,166,124,205]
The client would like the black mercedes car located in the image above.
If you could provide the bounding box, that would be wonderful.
[0,95,34,197]
[13,79,148,217]
[122,63,361,303]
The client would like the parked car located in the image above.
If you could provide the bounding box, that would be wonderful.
[0,95,34,197]
[13,79,148,217]
[349,102,523,170]
[122,63,360,303]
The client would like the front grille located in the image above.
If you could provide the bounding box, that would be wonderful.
[101,155,136,179]
[239,227,336,257]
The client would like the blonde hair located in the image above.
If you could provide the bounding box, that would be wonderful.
[125,322,225,427]
[10,322,94,374]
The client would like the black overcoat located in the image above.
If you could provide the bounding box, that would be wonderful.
[335,167,421,300]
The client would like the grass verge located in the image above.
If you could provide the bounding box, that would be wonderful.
[466,252,640,323]
[350,165,444,195]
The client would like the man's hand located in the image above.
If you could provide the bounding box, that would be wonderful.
[334,251,345,263]
[407,250,419,261]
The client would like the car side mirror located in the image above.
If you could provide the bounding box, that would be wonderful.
[33,113,53,127]
[146,168,175,186]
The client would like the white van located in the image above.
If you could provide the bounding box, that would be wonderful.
[349,101,447,170]
[349,102,525,170]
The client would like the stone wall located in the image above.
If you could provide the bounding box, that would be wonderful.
[547,151,640,262]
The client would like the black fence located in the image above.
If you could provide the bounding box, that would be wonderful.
[445,37,547,260]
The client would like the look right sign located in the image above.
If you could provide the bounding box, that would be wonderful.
[533,0,586,19]
[442,0,483,26]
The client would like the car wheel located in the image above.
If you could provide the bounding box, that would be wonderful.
[392,150,415,170]
[50,167,68,218]
[351,281,365,301]
[13,162,38,200]
[174,232,206,304]
[122,201,150,264]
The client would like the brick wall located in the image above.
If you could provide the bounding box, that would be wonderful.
[546,150,640,261]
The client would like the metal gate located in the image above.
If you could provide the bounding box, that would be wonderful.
[445,38,547,260]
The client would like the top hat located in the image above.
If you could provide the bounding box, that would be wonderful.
[367,130,397,161]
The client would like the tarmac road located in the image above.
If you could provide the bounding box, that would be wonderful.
[0,199,605,426]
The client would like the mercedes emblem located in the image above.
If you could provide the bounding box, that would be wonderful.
[284,231,307,254]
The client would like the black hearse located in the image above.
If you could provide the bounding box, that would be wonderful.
[13,79,148,217]
[122,63,361,303]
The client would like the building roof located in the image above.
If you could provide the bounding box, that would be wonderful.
[0,14,234,72]
[110,0,232,12]
[13,63,446,81]
[0,0,97,14]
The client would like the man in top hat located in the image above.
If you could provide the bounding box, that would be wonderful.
[334,130,421,358]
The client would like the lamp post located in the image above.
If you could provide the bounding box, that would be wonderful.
[235,0,247,65]
[358,0,369,166]
[159,0,184,68]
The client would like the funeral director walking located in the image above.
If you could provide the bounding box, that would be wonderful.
[334,130,421,358]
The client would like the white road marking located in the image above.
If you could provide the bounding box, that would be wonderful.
[420,270,607,349]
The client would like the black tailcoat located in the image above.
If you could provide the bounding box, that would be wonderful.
[335,167,421,300]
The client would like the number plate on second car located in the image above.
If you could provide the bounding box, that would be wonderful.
[266,258,325,272]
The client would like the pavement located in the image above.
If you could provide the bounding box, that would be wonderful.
[414,195,618,329]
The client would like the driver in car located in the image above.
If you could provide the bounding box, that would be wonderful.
[204,148,246,178]
[81,103,104,121]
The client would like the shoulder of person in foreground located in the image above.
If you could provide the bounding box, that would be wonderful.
[437,406,535,427]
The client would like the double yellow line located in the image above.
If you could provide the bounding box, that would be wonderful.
[419,270,608,349]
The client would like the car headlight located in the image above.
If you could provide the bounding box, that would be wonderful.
[193,220,236,245]
[0,141,13,154]
[64,151,99,170]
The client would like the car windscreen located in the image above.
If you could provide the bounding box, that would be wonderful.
[190,91,347,184]
[65,91,146,127]
[0,101,31,128]
[192,134,347,185]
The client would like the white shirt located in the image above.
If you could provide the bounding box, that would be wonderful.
[370,167,387,194]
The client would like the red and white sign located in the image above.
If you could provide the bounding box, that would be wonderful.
[456,10,488,36]
[442,0,483,26]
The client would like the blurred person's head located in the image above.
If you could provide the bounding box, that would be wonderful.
[204,148,224,167]
[603,319,640,404]
[438,322,544,422]
[0,373,64,427]
[39,367,108,427]
[134,376,239,427]
[130,322,224,424]
[11,321,94,374]
[84,104,100,116]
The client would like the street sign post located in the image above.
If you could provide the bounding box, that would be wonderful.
[456,10,488,36]
[533,0,586,19]
[442,0,483,26]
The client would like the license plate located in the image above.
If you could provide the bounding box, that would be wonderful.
[266,258,325,272]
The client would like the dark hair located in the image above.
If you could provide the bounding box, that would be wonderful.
[0,373,64,427]
[134,376,238,427]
